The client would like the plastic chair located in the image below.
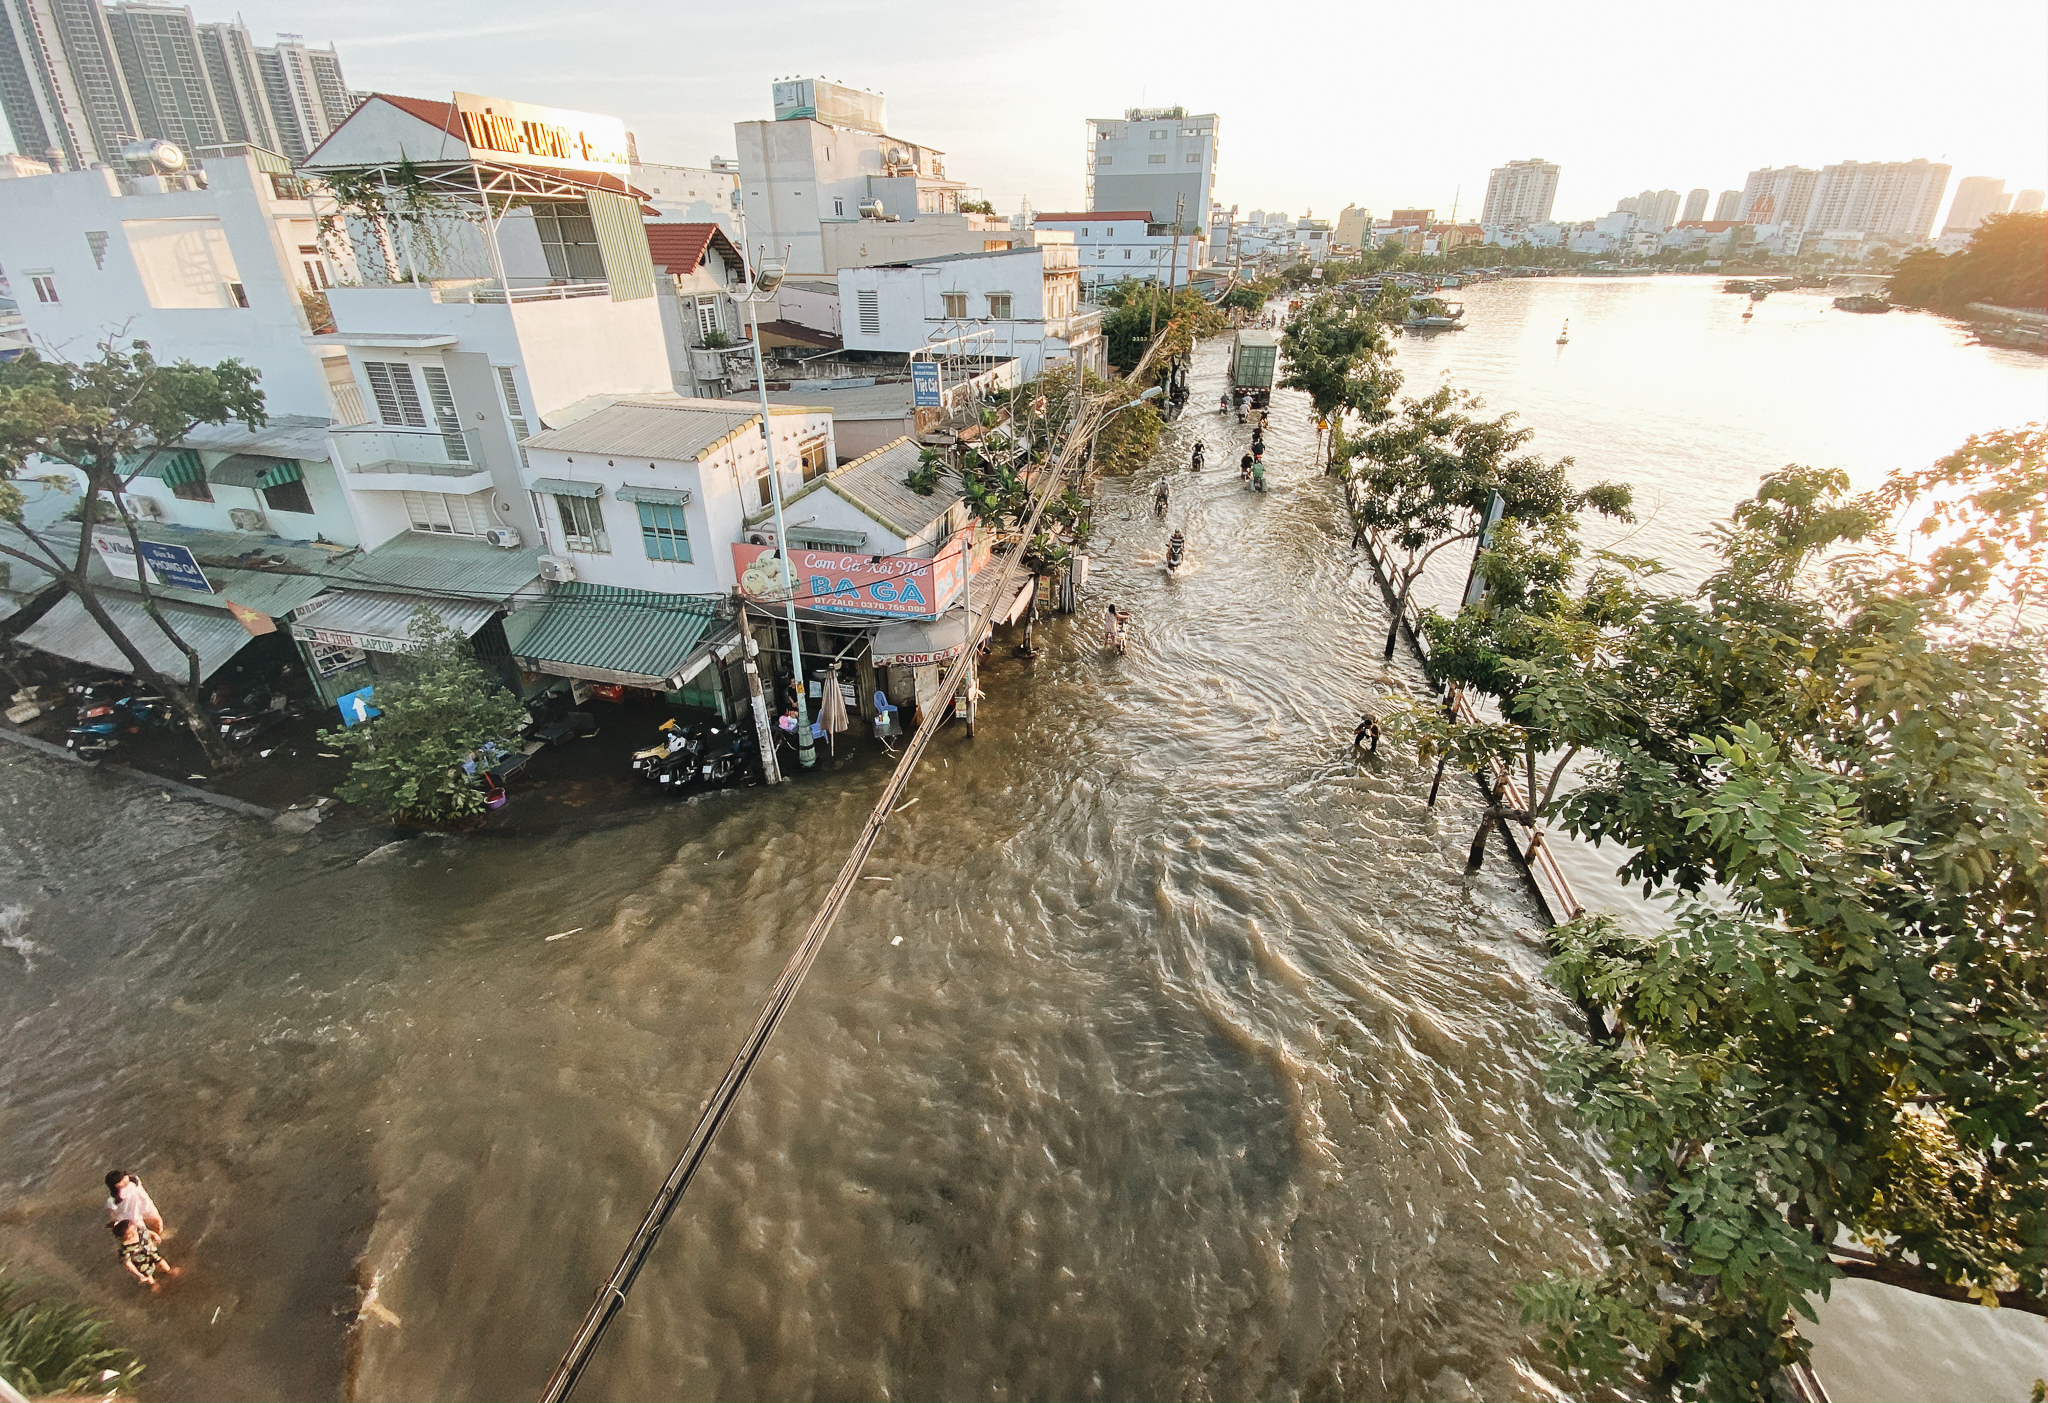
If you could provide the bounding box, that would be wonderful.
[873,690,900,736]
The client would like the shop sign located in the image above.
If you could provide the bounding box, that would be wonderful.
[90,531,153,583]
[136,541,212,592]
[297,625,423,656]
[454,92,630,176]
[875,643,962,667]
[911,361,942,407]
[731,527,970,620]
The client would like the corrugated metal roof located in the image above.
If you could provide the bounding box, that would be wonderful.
[180,414,334,461]
[826,438,961,538]
[292,589,498,645]
[210,569,331,617]
[726,383,914,422]
[522,399,758,461]
[17,592,253,679]
[502,582,732,688]
[208,453,296,488]
[325,534,541,603]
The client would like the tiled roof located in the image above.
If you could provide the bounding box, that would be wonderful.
[644,222,741,272]
[825,437,961,538]
[502,582,733,688]
[371,93,458,135]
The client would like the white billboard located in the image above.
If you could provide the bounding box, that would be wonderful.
[453,92,630,176]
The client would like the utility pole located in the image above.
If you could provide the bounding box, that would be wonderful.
[739,625,781,784]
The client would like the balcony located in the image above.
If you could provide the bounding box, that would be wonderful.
[430,278,614,305]
[1047,307,1104,342]
[331,425,492,494]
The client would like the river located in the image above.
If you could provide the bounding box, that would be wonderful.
[1,277,2040,1402]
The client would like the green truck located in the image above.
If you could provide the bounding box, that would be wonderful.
[1231,329,1279,390]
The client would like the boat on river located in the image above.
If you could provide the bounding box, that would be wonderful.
[1833,293,1891,314]
[1405,297,1465,330]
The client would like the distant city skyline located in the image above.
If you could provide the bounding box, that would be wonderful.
[3,0,2041,229]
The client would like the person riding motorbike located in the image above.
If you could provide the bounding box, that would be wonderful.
[1154,477,1170,514]
[1252,460,1268,493]
[1218,391,1232,414]
[1191,442,1206,471]
[1240,453,1254,483]
[1166,531,1186,571]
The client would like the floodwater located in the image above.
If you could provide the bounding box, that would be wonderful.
[1,279,2039,1402]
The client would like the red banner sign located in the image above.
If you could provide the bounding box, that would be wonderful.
[732,529,970,620]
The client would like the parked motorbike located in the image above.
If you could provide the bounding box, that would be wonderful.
[658,724,759,796]
[213,686,287,743]
[629,718,684,774]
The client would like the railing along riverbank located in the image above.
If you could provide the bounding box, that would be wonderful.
[1347,515,1586,926]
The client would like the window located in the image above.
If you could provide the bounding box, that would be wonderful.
[1150,130,1168,140]
[856,289,879,335]
[263,476,314,515]
[402,490,489,536]
[86,231,107,268]
[532,205,604,281]
[555,494,608,553]
[833,198,844,216]
[364,361,427,427]
[638,501,691,561]
[696,299,723,339]
[420,365,469,463]
[227,281,249,308]
[987,293,1012,319]
[495,366,530,443]
[1097,156,1111,166]
[31,274,57,303]
[941,292,967,318]
[799,437,829,482]
[1124,249,1132,259]
[1080,226,1089,237]
[172,474,213,503]
[1148,154,1167,165]
[1187,154,1199,163]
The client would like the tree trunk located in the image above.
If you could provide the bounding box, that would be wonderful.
[1383,575,1414,659]
[64,580,237,771]
[1466,776,1507,873]
[1829,1246,2045,1317]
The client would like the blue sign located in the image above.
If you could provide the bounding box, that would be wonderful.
[136,540,212,593]
[911,361,941,408]
[337,685,381,727]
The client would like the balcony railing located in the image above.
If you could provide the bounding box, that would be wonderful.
[430,279,613,305]
[331,424,487,475]
[1047,307,1104,340]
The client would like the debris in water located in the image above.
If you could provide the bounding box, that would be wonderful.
[892,796,920,814]
[258,748,273,758]
[863,876,892,882]
[890,935,903,946]
[546,928,583,941]
[210,1307,220,1325]
[318,752,340,758]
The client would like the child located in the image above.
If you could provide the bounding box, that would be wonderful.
[111,1218,178,1292]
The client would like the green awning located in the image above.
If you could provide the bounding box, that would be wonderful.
[208,453,302,489]
[134,450,204,486]
[614,484,691,506]
[528,477,602,498]
[503,582,730,688]
[791,526,868,547]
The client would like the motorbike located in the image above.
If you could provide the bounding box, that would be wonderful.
[1191,443,1206,471]
[642,720,727,784]
[657,724,760,796]
[212,686,288,743]
[1154,479,1170,515]
[1166,536,1186,572]
[629,718,684,774]
[1252,463,1268,494]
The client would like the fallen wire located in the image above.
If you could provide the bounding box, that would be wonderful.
[539,335,1173,1401]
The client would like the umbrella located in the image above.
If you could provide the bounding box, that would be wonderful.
[818,663,850,754]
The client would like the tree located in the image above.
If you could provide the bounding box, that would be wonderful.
[317,610,529,827]
[959,198,994,215]
[1278,288,1406,455]
[1338,385,1632,659]
[1889,212,2048,312]
[1514,430,2048,1398]
[0,342,263,767]
[1097,281,1224,378]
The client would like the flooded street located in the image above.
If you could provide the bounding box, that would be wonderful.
[5,279,2037,1401]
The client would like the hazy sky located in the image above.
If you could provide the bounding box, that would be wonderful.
[36,0,2048,224]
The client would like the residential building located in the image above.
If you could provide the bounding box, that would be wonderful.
[1807,158,1950,242]
[255,34,349,163]
[735,77,1014,276]
[1713,189,1741,221]
[104,3,226,152]
[0,0,139,169]
[645,222,746,399]
[1295,215,1331,262]
[1389,208,1433,227]
[1681,188,1708,223]
[2014,189,2044,215]
[1943,176,2011,232]
[0,151,51,175]
[1633,189,1681,232]
[1739,166,1822,229]
[631,157,736,229]
[1660,220,1741,252]
[1085,105,1218,246]
[835,243,1103,380]
[193,17,275,149]
[1478,158,1559,226]
[1207,202,1236,264]
[1029,210,1199,290]
[1332,204,1371,252]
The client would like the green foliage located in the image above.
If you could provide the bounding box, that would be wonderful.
[959,198,995,215]
[318,610,530,827]
[1220,282,1267,312]
[1098,281,1225,377]
[1278,288,1405,425]
[699,329,732,349]
[0,1264,143,1395]
[1507,432,2048,1396]
[1890,213,2048,311]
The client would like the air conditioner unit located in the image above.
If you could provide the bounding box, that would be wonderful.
[484,527,523,550]
[538,554,577,583]
[228,508,270,533]
[746,531,776,548]
[124,496,165,521]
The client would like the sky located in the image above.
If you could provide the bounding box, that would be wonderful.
[24,0,2048,226]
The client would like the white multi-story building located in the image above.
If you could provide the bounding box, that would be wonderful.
[835,243,1102,380]
[1738,166,1822,229]
[1029,210,1202,289]
[1942,176,2011,232]
[1806,159,1950,241]
[256,34,350,164]
[2014,189,2044,215]
[1085,105,1218,249]
[631,157,737,229]
[1478,158,1559,227]
[1713,189,1741,221]
[1681,189,1709,223]
[1631,188,1681,232]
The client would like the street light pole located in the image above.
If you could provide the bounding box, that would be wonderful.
[731,199,815,771]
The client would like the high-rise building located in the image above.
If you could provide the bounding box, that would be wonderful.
[255,34,350,163]
[1614,195,1639,215]
[0,0,140,168]
[1739,166,1822,228]
[1681,188,1708,223]
[1713,189,1741,221]
[1087,105,1218,230]
[1333,203,1371,251]
[1943,176,2011,232]
[2015,189,2045,216]
[195,17,275,149]
[1633,188,1680,231]
[1478,157,1559,226]
[105,3,224,152]
[1807,159,1950,240]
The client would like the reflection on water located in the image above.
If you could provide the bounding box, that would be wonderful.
[0,281,2035,1401]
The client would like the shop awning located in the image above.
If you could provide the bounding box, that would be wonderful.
[208,453,303,490]
[528,477,602,498]
[789,526,868,548]
[871,611,968,667]
[613,484,690,506]
[17,591,254,679]
[131,450,204,486]
[503,582,734,688]
[291,590,498,654]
